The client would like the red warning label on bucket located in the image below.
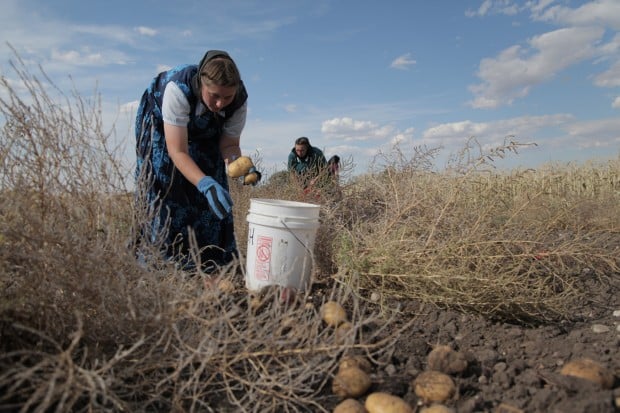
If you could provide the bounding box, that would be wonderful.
[255,236,272,281]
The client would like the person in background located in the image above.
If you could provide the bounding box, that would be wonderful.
[135,49,258,273]
[323,154,342,200]
[287,136,327,189]
[327,155,340,180]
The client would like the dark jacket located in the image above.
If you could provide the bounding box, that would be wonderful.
[287,146,327,175]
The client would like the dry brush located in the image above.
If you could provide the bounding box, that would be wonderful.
[331,141,620,323]
[0,50,401,412]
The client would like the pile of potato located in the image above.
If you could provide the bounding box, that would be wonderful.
[321,302,466,413]
[408,345,464,412]
[323,300,616,412]
[321,300,355,342]
[331,353,414,413]
[321,301,413,412]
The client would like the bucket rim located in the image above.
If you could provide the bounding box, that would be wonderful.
[249,198,320,209]
[246,214,320,229]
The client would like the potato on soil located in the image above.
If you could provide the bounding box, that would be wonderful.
[332,366,372,399]
[216,278,235,293]
[560,358,614,389]
[321,300,348,327]
[339,355,372,374]
[335,321,355,343]
[227,155,254,178]
[333,398,367,413]
[413,371,456,403]
[494,403,523,413]
[249,295,261,310]
[427,345,467,375]
[364,392,413,413]
[419,404,455,413]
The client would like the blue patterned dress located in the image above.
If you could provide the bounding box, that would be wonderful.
[135,64,248,271]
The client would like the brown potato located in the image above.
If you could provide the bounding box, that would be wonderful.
[249,294,263,312]
[335,321,355,343]
[560,358,614,389]
[419,404,455,413]
[339,355,372,374]
[413,371,456,403]
[243,171,259,185]
[365,392,413,413]
[332,366,372,399]
[216,278,235,294]
[493,403,523,413]
[321,301,348,327]
[333,398,367,413]
[427,345,468,375]
[227,156,254,178]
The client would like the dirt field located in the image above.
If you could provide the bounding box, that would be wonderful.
[313,270,620,413]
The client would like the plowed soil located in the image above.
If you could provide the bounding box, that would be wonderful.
[318,272,620,413]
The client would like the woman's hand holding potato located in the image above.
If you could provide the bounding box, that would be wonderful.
[227,156,262,186]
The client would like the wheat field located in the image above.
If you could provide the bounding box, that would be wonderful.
[1,52,618,412]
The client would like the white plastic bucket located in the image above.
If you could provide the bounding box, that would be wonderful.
[245,199,320,292]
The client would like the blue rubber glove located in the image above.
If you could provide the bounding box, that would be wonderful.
[197,176,233,220]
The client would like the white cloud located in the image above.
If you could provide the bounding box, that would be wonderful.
[466,1,620,108]
[419,113,620,156]
[283,104,297,113]
[527,0,556,17]
[530,0,620,30]
[422,114,574,144]
[613,96,620,108]
[321,117,415,156]
[469,0,620,28]
[470,0,492,17]
[424,120,488,141]
[322,117,374,133]
[136,26,157,36]
[469,27,604,108]
[594,59,620,87]
[69,24,138,45]
[564,117,620,148]
[390,127,415,146]
[51,48,104,65]
[465,0,521,17]
[597,32,620,58]
[322,117,379,141]
[390,53,416,70]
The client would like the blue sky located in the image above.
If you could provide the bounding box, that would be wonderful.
[1,0,619,177]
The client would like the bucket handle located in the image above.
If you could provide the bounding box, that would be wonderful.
[279,219,315,258]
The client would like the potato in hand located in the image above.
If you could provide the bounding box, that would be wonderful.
[227,156,255,178]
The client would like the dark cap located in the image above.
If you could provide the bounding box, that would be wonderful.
[198,50,231,72]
